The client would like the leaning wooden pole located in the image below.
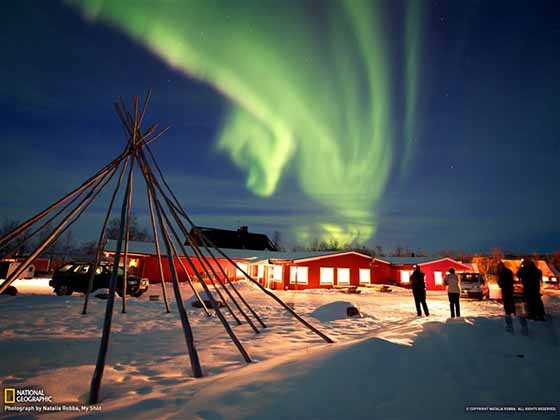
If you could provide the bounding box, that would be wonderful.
[82,157,130,315]
[151,193,252,363]
[182,218,260,332]
[165,233,212,317]
[139,157,210,316]
[143,144,332,343]
[143,146,266,328]
[138,151,252,327]
[202,242,334,344]
[89,156,135,404]
[145,184,171,313]
[121,158,135,314]
[0,164,119,294]
[0,152,126,252]
[149,180,203,377]
[198,233,267,329]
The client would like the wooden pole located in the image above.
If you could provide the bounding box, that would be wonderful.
[201,241,334,344]
[82,157,130,315]
[149,177,203,377]
[0,163,119,294]
[121,158,135,313]
[0,154,124,252]
[198,233,267,329]
[150,191,252,363]
[89,154,135,404]
[143,146,266,328]
[165,233,212,317]
[145,184,171,313]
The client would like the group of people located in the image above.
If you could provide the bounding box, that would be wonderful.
[410,265,461,318]
[410,259,547,321]
[497,259,546,321]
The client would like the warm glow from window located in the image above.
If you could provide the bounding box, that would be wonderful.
[320,267,334,284]
[359,268,370,284]
[297,266,308,284]
[434,271,443,285]
[337,268,350,284]
[290,266,297,284]
[400,270,412,284]
[257,264,264,279]
[273,265,283,282]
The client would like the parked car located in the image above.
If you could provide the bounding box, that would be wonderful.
[49,262,149,297]
[459,272,490,300]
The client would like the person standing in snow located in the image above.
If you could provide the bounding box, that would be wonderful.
[517,259,545,321]
[410,265,429,316]
[497,262,515,315]
[444,267,461,318]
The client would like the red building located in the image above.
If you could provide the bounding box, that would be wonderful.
[105,241,474,291]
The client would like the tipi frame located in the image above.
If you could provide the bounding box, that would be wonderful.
[0,92,333,404]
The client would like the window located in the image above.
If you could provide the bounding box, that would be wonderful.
[257,265,264,279]
[320,267,334,285]
[296,266,308,284]
[290,266,297,284]
[236,263,248,279]
[359,268,370,284]
[272,265,283,282]
[434,271,443,286]
[400,270,412,284]
[337,268,350,284]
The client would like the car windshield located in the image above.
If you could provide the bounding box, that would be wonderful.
[460,273,481,282]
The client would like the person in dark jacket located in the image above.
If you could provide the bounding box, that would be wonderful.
[497,262,515,315]
[410,265,429,316]
[517,259,545,321]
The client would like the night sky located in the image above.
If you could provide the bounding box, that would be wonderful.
[1,0,559,254]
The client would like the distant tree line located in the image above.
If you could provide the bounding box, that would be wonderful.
[0,215,151,261]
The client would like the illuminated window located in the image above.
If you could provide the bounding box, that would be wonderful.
[296,266,308,284]
[236,263,248,279]
[320,267,334,284]
[337,268,350,284]
[272,265,283,282]
[290,266,297,284]
[359,268,370,284]
[257,265,264,279]
[400,270,412,284]
[434,271,443,286]
[543,276,549,282]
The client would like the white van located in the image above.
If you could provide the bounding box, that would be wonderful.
[459,272,490,300]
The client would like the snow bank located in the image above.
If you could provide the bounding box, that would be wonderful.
[309,301,361,321]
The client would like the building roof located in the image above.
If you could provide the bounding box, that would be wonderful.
[376,256,473,270]
[189,226,278,251]
[105,240,370,263]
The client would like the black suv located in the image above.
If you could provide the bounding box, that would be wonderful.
[49,262,149,297]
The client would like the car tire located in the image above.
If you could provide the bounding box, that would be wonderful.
[55,284,72,296]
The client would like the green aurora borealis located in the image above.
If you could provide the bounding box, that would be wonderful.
[68,0,422,245]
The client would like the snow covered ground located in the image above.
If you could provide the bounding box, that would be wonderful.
[1,279,559,419]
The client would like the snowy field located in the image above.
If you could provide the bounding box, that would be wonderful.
[1,279,559,419]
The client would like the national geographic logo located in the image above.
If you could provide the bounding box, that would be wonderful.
[3,387,53,404]
[4,388,15,404]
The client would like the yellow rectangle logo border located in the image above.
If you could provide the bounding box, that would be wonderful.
[4,388,16,404]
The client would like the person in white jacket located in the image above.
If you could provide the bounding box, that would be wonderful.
[444,267,461,318]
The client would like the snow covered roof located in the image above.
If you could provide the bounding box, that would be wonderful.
[104,240,370,263]
[377,256,445,265]
[377,256,472,270]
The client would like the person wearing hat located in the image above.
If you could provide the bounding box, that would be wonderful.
[410,265,429,316]
[444,267,461,318]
